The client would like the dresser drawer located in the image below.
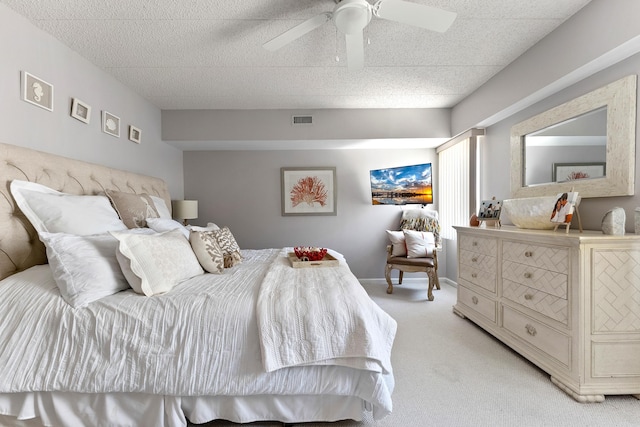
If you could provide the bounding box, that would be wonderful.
[459,235,497,255]
[459,262,496,292]
[502,306,570,367]
[458,285,496,323]
[502,241,568,273]
[459,249,496,272]
[503,279,568,324]
[502,260,567,298]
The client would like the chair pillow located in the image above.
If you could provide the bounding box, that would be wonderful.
[105,189,159,228]
[10,180,127,235]
[110,228,204,296]
[386,230,407,257]
[189,230,225,273]
[404,230,435,258]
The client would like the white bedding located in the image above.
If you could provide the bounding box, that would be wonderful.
[0,248,396,425]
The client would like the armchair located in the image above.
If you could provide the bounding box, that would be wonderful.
[385,209,441,301]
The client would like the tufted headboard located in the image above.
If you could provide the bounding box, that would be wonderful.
[0,142,172,281]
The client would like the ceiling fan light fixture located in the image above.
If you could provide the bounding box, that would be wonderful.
[333,0,372,35]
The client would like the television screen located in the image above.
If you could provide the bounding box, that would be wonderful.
[370,163,433,205]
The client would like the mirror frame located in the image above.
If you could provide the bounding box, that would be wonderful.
[510,74,637,198]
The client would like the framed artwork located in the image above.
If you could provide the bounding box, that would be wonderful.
[102,111,120,138]
[21,71,53,111]
[129,125,141,143]
[550,191,579,224]
[281,167,337,216]
[552,162,606,182]
[477,200,502,220]
[70,98,91,123]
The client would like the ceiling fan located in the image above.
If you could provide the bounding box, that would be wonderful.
[263,0,457,70]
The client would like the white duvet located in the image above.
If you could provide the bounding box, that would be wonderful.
[0,248,396,419]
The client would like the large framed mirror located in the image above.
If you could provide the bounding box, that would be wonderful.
[510,74,637,198]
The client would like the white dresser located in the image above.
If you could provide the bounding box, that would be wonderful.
[453,225,640,402]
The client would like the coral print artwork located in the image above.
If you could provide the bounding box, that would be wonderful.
[290,176,328,208]
[281,167,337,216]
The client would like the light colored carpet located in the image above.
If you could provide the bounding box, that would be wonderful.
[201,279,640,427]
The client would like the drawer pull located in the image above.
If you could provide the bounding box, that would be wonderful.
[471,273,478,278]
[524,251,533,257]
[472,241,478,246]
[525,324,537,336]
[471,296,479,305]
[472,257,478,262]
[524,272,532,279]
[524,294,533,300]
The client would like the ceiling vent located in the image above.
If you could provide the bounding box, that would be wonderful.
[292,115,313,125]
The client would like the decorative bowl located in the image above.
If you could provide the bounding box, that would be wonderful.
[502,196,557,230]
[294,246,328,261]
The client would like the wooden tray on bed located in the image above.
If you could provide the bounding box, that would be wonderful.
[287,252,339,268]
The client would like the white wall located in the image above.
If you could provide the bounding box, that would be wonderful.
[0,4,184,197]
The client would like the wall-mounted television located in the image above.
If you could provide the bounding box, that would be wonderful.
[370,163,433,205]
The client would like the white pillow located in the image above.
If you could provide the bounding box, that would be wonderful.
[39,231,145,308]
[111,229,204,296]
[386,230,407,257]
[146,217,190,239]
[10,180,127,235]
[403,230,435,258]
[150,195,172,219]
[188,222,220,232]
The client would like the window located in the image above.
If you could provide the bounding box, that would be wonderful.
[437,129,483,240]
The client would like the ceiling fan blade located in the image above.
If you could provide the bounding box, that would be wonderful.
[263,12,332,51]
[345,32,364,71]
[374,0,456,33]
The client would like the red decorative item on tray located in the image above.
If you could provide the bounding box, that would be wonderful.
[293,246,328,261]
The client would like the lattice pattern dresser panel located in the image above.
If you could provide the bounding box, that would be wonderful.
[592,249,640,333]
[503,241,568,273]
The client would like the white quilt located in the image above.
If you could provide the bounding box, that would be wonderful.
[258,250,396,374]
[0,248,396,419]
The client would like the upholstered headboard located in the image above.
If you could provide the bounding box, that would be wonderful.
[0,142,172,280]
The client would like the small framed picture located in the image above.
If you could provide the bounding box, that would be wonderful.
[129,125,141,144]
[102,111,120,138]
[70,98,91,123]
[478,200,502,220]
[550,191,579,224]
[281,167,337,216]
[21,71,54,111]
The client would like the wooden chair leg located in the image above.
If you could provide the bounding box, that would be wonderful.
[426,268,436,301]
[398,271,404,284]
[385,264,394,294]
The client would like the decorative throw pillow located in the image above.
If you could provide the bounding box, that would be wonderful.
[110,228,204,296]
[146,217,190,239]
[189,230,225,273]
[211,226,243,268]
[10,180,127,235]
[386,230,407,257]
[188,222,220,232]
[403,230,435,258]
[105,189,159,228]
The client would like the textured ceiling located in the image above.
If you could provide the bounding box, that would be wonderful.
[3,0,592,111]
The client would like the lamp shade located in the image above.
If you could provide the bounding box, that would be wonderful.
[172,200,198,221]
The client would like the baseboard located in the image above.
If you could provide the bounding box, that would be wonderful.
[359,277,457,288]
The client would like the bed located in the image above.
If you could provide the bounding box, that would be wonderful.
[0,142,397,427]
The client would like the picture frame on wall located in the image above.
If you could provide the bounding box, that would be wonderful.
[70,98,91,123]
[21,71,54,111]
[281,167,337,216]
[102,111,120,138]
[128,125,141,144]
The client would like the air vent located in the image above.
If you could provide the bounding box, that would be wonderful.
[292,115,313,125]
